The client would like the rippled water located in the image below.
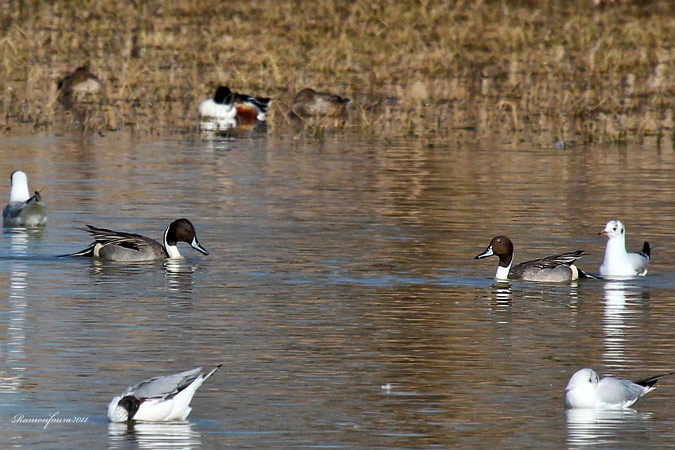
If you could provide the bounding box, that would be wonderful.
[1,133,675,448]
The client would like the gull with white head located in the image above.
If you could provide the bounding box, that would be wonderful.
[2,170,47,227]
[598,220,650,279]
[565,368,673,409]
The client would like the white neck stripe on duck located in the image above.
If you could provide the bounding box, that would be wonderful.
[9,171,30,203]
[495,261,512,281]
[163,224,182,259]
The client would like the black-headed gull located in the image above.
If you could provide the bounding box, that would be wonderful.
[107,365,222,422]
[475,235,589,282]
[565,368,673,409]
[2,170,47,227]
[598,220,650,279]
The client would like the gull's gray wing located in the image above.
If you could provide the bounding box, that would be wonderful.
[597,377,646,407]
[126,367,203,399]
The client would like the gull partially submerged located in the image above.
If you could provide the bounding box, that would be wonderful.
[108,365,222,422]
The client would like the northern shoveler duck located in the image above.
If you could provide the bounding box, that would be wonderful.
[289,88,351,119]
[475,235,589,282]
[199,86,270,130]
[108,365,222,422]
[3,170,47,227]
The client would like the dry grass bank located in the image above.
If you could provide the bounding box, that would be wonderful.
[0,0,673,143]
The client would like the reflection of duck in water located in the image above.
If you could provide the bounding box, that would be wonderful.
[289,88,351,120]
[565,368,674,409]
[598,220,650,279]
[475,236,589,282]
[108,365,222,422]
[3,170,47,227]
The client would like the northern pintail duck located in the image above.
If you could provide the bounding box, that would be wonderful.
[108,364,222,422]
[199,86,270,130]
[565,368,674,409]
[598,219,650,279]
[71,218,208,262]
[475,235,588,282]
[3,170,47,227]
[289,88,351,119]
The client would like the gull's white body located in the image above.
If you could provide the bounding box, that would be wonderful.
[3,170,47,227]
[107,365,221,422]
[565,368,659,409]
[598,220,649,279]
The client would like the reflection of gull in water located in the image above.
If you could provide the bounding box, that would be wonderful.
[602,281,650,367]
[566,408,650,448]
[603,281,628,365]
[108,421,201,449]
[0,229,29,393]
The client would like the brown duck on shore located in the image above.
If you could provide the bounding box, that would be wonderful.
[57,63,104,109]
[288,88,351,120]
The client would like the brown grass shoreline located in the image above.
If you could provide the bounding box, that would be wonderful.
[0,0,673,143]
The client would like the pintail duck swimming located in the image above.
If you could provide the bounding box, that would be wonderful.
[475,235,589,282]
[288,88,351,119]
[598,219,650,279]
[198,86,270,130]
[2,170,47,227]
[71,218,208,262]
[565,368,674,409]
[107,365,222,422]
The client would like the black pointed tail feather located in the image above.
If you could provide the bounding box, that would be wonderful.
[633,371,675,388]
[204,363,223,381]
[577,267,597,279]
[641,241,651,258]
[68,243,96,257]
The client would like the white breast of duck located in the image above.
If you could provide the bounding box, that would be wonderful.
[198,86,237,130]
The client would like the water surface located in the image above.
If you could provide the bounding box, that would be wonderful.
[1,133,675,448]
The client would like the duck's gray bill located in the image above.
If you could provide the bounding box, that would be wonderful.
[475,246,494,260]
[191,238,209,255]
